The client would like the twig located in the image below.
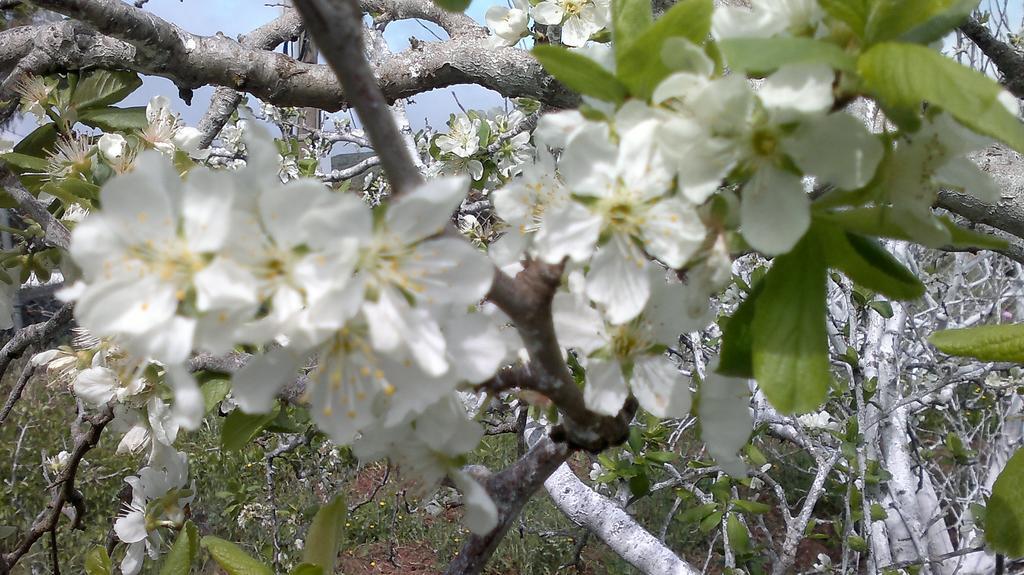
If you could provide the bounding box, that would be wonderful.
[0,362,36,427]
[292,0,424,197]
[1,405,115,572]
[0,302,73,399]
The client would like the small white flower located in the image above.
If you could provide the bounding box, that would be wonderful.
[98,133,127,162]
[486,0,530,46]
[532,0,610,47]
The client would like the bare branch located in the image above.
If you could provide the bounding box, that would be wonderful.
[960,17,1024,100]
[1,167,71,249]
[0,302,72,396]
[444,436,571,575]
[1,405,115,572]
[196,8,304,148]
[292,0,424,196]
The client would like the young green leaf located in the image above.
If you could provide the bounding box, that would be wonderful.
[726,514,751,554]
[84,545,113,575]
[289,565,325,575]
[986,448,1024,555]
[717,279,764,378]
[201,536,274,575]
[732,499,773,514]
[303,495,347,571]
[819,227,925,300]
[859,43,1024,154]
[200,379,231,414]
[718,37,857,76]
[221,404,281,451]
[615,0,713,98]
[160,521,199,575]
[866,0,980,45]
[612,0,653,58]
[678,502,719,523]
[431,0,471,12]
[929,323,1024,362]
[532,45,629,104]
[818,0,870,38]
[1,152,49,173]
[71,70,143,110]
[79,106,149,132]
[13,123,58,157]
[752,235,831,414]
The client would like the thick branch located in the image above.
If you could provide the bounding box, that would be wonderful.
[9,3,577,112]
[444,436,571,575]
[541,452,701,574]
[196,7,305,148]
[960,17,1024,100]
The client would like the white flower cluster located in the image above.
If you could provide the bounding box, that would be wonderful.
[430,109,533,183]
[62,126,504,535]
[485,0,611,47]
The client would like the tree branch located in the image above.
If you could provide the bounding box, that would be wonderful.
[444,435,571,575]
[196,7,305,148]
[11,1,578,112]
[960,17,1024,100]
[292,0,424,196]
[1,405,115,573]
[0,302,72,395]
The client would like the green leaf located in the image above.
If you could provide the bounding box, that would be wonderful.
[870,503,888,521]
[819,0,870,37]
[303,495,346,571]
[678,502,718,524]
[533,45,629,104]
[616,0,713,98]
[699,510,724,534]
[612,0,653,59]
[84,545,113,575]
[718,279,764,378]
[201,536,273,575]
[986,449,1024,555]
[868,300,894,318]
[929,323,1024,362]
[201,379,231,414]
[752,235,831,414]
[160,521,199,575]
[1,152,49,172]
[13,123,58,157]
[40,178,100,205]
[848,534,868,552]
[221,404,280,451]
[79,106,149,132]
[859,43,1024,154]
[629,473,651,497]
[645,450,677,463]
[718,37,857,76]
[727,514,751,554]
[866,0,980,45]
[289,565,324,575]
[820,227,925,300]
[431,0,470,12]
[72,70,143,110]
[733,499,773,514]
[940,216,1010,250]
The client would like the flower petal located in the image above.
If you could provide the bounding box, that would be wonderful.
[740,166,809,256]
[585,234,650,324]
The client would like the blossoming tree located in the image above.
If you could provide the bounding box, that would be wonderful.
[3,0,1024,573]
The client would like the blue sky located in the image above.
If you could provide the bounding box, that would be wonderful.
[120,0,506,131]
